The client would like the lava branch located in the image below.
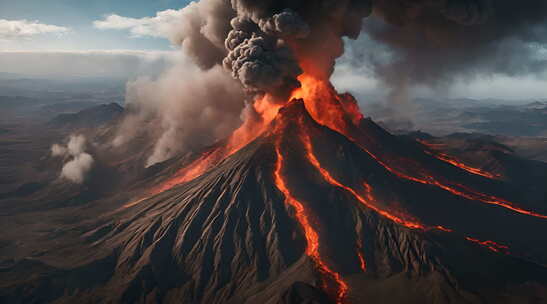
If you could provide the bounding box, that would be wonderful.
[356,238,367,272]
[298,125,511,255]
[273,138,348,304]
[289,74,546,220]
[299,129,425,230]
[465,237,510,253]
[417,139,502,180]
[352,138,547,220]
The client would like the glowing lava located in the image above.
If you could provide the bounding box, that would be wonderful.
[351,139,547,219]
[287,73,546,220]
[273,137,348,304]
[418,139,502,179]
[299,127,426,230]
[465,237,509,253]
[356,238,367,272]
[124,96,283,207]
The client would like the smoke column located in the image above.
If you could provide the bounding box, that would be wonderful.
[116,0,547,165]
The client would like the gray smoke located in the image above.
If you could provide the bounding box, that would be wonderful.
[116,0,547,165]
[222,14,304,99]
[360,0,547,114]
[114,0,374,166]
[114,55,246,166]
[167,0,373,98]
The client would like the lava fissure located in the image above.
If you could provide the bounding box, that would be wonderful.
[273,138,348,304]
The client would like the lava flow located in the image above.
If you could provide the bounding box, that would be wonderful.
[287,74,547,220]
[298,125,426,230]
[124,96,283,207]
[273,137,348,304]
[418,139,501,179]
[352,138,547,219]
[465,237,509,253]
[356,238,367,272]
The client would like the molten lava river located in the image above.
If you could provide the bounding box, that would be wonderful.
[125,73,546,303]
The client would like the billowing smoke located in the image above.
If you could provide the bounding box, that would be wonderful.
[51,135,94,184]
[211,0,373,97]
[117,58,246,166]
[115,0,373,166]
[115,0,547,166]
[358,0,547,114]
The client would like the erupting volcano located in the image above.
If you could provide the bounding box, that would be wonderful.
[116,70,547,303]
[5,70,547,304]
[3,1,547,304]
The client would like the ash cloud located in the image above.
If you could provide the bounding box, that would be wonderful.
[114,55,246,167]
[111,0,547,166]
[359,0,547,115]
[51,134,94,184]
[113,0,373,166]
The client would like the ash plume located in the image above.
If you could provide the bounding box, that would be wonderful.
[115,57,246,167]
[51,134,94,184]
[115,0,373,166]
[360,0,547,113]
[114,0,547,166]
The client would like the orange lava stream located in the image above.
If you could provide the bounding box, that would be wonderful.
[299,130,426,230]
[273,139,348,304]
[152,96,282,193]
[465,236,509,253]
[353,141,547,219]
[418,140,501,179]
[289,73,546,220]
[123,96,282,208]
[431,151,500,179]
[356,239,367,272]
[298,125,512,255]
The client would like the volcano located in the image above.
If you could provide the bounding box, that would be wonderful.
[2,75,547,304]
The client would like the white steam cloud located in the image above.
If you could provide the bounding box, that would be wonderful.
[51,135,94,184]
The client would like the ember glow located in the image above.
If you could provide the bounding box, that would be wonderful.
[273,137,348,304]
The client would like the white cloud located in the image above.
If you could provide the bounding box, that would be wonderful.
[0,19,69,40]
[0,50,176,78]
[93,9,184,41]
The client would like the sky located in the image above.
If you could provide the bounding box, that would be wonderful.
[0,0,189,51]
[0,0,546,101]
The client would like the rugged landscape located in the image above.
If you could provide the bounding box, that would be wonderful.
[1,76,547,303]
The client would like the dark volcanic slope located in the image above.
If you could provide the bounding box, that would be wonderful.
[2,102,547,304]
[48,103,123,129]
